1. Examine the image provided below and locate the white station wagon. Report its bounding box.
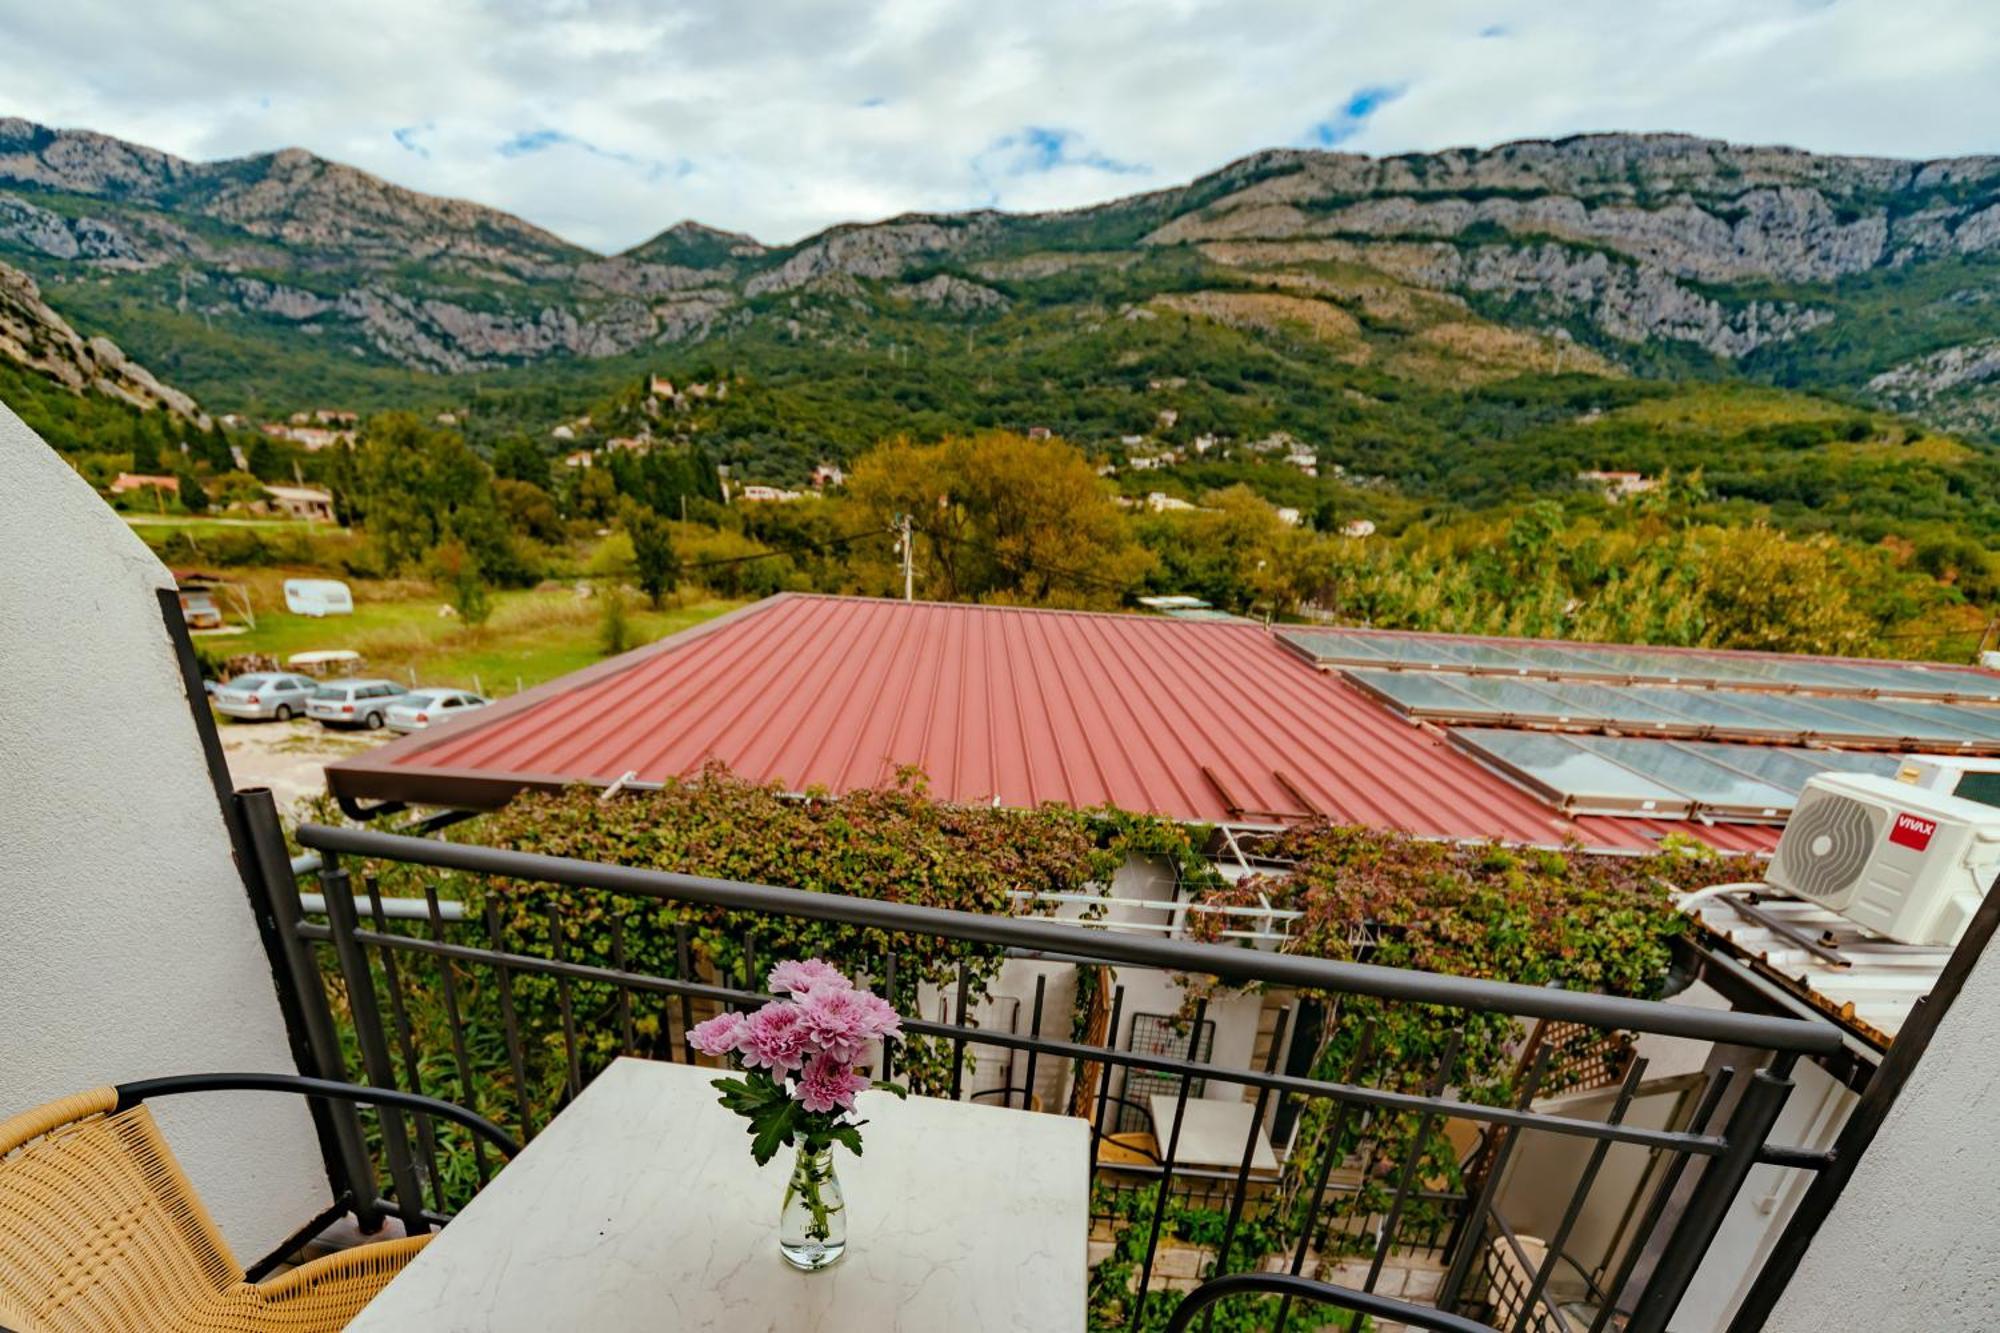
[305,679,407,730]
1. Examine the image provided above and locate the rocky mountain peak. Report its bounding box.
[0,258,204,421]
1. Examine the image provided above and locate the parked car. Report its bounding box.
[385,688,489,733]
[305,679,407,730]
[211,672,321,722]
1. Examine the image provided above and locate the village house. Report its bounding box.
[262,484,335,523]
[108,472,179,497]
[1580,469,1660,502]
[1340,518,1376,538]
[260,422,351,451]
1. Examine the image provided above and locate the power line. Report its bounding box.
[674,526,888,573]
[925,528,1139,596]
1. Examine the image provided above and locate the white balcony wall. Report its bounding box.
[0,407,327,1259]
[1768,919,2000,1333]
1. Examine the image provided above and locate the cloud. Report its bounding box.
[1306,85,1407,148]
[0,0,1997,252]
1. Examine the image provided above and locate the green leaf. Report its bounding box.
[750,1101,801,1166]
[870,1080,909,1099]
[827,1124,865,1157]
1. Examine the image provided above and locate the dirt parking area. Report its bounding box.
[217,717,394,814]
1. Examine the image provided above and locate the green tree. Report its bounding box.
[493,434,552,489]
[598,586,631,656]
[495,478,564,543]
[245,435,283,480]
[624,502,681,608]
[351,414,532,584]
[847,432,1153,609]
[431,539,492,627]
[174,466,209,515]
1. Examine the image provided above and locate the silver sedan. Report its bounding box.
[212,672,321,722]
[385,688,489,733]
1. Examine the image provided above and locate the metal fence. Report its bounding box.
[238,790,1844,1332]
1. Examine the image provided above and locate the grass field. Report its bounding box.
[195,576,743,694]
[125,515,317,534]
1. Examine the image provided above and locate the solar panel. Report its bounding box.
[1285,627,2000,702]
[1453,730,1910,822]
[1344,668,2000,752]
[1564,736,1794,818]
[1447,730,1693,816]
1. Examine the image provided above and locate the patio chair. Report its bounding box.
[0,1072,519,1333]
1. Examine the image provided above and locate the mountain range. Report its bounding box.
[5,117,2000,441]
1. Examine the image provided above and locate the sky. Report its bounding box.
[4,0,1999,254]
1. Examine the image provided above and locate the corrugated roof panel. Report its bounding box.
[331,594,1788,855]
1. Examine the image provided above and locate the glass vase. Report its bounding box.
[778,1143,847,1270]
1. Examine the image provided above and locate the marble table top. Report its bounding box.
[349,1056,1089,1331]
[1148,1093,1280,1172]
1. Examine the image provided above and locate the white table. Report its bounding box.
[1148,1094,1280,1172]
[350,1057,1089,1331]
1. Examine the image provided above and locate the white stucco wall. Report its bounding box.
[0,406,328,1260]
[1768,927,2000,1332]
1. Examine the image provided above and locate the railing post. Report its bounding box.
[320,857,431,1230]
[237,788,382,1227]
[1626,1053,1798,1333]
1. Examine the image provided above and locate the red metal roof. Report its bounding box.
[329,594,1780,855]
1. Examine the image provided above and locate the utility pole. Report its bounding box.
[898,513,914,602]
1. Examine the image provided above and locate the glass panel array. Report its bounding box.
[1345,668,2000,751]
[1453,729,1906,822]
[1448,730,1692,816]
[1284,628,2000,703]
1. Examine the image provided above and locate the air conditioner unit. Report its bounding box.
[1893,755,2000,813]
[1766,772,2000,947]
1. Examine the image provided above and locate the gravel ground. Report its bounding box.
[216,716,393,813]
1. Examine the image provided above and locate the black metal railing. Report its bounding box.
[238,790,1844,1333]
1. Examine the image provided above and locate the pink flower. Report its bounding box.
[687,1011,748,1057]
[767,958,853,998]
[798,986,902,1063]
[793,1052,870,1114]
[740,1001,816,1073]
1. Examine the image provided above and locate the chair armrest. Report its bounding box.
[112,1072,521,1158]
[252,1233,433,1301]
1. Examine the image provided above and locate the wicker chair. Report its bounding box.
[0,1073,518,1333]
